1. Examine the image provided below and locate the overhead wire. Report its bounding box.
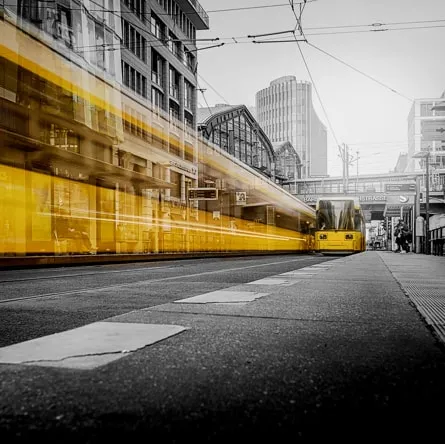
[204,2,316,14]
[198,85,214,117]
[306,23,445,36]
[1,1,317,22]
[287,2,341,149]
[197,73,231,105]
[305,18,445,30]
[306,42,413,102]
[250,19,445,42]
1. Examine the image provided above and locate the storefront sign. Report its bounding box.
[169,160,197,176]
[359,195,387,202]
[188,188,218,200]
[299,194,387,204]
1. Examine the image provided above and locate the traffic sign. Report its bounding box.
[386,195,414,205]
[235,191,247,205]
[385,183,416,193]
[188,188,218,200]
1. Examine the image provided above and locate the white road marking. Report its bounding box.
[246,278,296,286]
[175,290,269,304]
[0,322,187,370]
[280,271,317,277]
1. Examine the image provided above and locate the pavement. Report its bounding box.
[1,251,445,442]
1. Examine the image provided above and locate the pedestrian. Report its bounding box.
[394,220,402,252]
[394,219,410,253]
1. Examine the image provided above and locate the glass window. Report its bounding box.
[420,102,433,116]
[169,67,179,99]
[184,80,193,110]
[105,30,115,75]
[95,23,105,70]
[151,87,164,111]
[151,13,164,40]
[170,171,181,199]
[316,200,355,230]
[169,134,181,157]
[151,50,164,87]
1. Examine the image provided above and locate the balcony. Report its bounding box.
[176,0,209,30]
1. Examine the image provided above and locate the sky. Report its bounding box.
[195,0,445,177]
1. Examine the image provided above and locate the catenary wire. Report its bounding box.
[197,73,231,105]
[287,3,341,149]
[306,42,413,102]
[198,86,214,117]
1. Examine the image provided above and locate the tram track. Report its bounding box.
[0,256,319,304]
[0,265,177,284]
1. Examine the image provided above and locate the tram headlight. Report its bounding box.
[319,234,327,239]
[345,234,353,240]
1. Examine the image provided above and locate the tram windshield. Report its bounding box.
[316,200,358,231]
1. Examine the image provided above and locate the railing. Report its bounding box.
[188,0,209,27]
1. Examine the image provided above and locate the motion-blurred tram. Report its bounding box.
[314,197,366,255]
[0,15,316,258]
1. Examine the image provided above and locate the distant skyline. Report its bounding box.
[195,0,445,177]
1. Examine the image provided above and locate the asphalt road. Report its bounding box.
[0,255,329,348]
[1,253,445,443]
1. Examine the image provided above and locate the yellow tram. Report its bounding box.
[314,197,366,255]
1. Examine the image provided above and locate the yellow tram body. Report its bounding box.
[314,197,366,255]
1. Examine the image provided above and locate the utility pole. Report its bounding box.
[425,152,430,255]
[339,143,349,194]
[355,150,359,194]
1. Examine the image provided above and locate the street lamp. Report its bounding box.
[412,151,431,254]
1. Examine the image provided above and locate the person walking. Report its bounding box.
[394,219,410,253]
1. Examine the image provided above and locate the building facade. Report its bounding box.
[0,0,210,256]
[272,141,302,192]
[255,76,327,179]
[407,93,445,173]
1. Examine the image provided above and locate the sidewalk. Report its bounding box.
[377,250,445,344]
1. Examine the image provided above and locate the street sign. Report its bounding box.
[386,195,414,205]
[188,188,218,200]
[235,191,247,205]
[385,183,416,193]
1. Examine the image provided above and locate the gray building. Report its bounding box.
[121,0,209,128]
[255,76,327,179]
[198,104,276,180]
[407,92,445,173]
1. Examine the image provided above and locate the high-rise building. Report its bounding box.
[407,93,445,172]
[255,76,327,178]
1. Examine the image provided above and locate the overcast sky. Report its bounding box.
[195,0,445,177]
